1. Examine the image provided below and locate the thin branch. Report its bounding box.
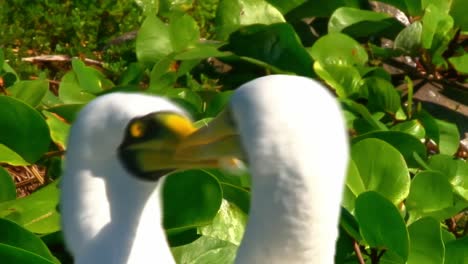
[353,240,366,264]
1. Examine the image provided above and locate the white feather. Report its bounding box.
[229,75,349,263]
[61,93,184,264]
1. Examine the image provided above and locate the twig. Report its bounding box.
[353,240,366,264]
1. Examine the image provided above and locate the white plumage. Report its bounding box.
[61,93,183,263]
[179,75,349,263]
[61,75,349,264]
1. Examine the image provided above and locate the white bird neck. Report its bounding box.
[230,75,349,264]
[77,160,175,264]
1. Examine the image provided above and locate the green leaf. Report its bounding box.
[342,160,362,212]
[444,236,468,264]
[46,104,84,123]
[351,138,410,204]
[0,144,29,166]
[449,53,468,74]
[134,0,158,15]
[449,0,468,31]
[435,119,460,155]
[0,167,15,202]
[199,200,247,246]
[0,244,56,264]
[203,169,251,214]
[43,111,70,150]
[421,4,454,66]
[313,61,362,98]
[266,0,305,14]
[8,79,48,108]
[428,155,468,201]
[71,59,109,94]
[204,91,234,118]
[407,217,444,264]
[391,120,426,140]
[328,7,404,39]
[0,218,56,262]
[406,171,453,213]
[136,15,173,64]
[169,13,200,52]
[352,131,427,168]
[0,96,51,163]
[163,170,222,233]
[215,0,285,40]
[171,235,237,264]
[309,33,368,66]
[165,88,203,114]
[286,0,365,21]
[394,21,423,55]
[224,23,314,77]
[364,77,401,114]
[58,72,95,104]
[0,181,60,234]
[355,191,409,261]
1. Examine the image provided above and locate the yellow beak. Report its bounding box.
[174,109,245,164]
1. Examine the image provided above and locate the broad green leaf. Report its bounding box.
[43,111,70,150]
[415,109,439,143]
[313,61,362,98]
[449,0,468,30]
[342,160,362,212]
[0,144,29,166]
[118,62,146,85]
[8,79,48,108]
[352,131,427,168]
[203,169,251,214]
[0,96,50,163]
[448,53,468,74]
[428,155,468,201]
[71,59,104,94]
[335,226,356,264]
[328,7,404,39]
[0,244,55,264]
[165,88,203,114]
[46,104,84,123]
[265,0,305,14]
[204,91,234,118]
[58,72,95,104]
[163,170,222,233]
[174,43,229,61]
[148,55,176,93]
[394,21,423,55]
[0,167,15,202]
[421,4,454,66]
[309,33,368,66]
[171,235,237,264]
[0,218,57,262]
[435,119,460,155]
[391,120,426,140]
[215,0,285,40]
[342,99,388,131]
[0,181,60,234]
[351,138,410,204]
[169,13,200,52]
[406,171,453,213]
[41,90,63,108]
[136,15,173,64]
[355,191,409,261]
[407,217,444,264]
[444,236,468,264]
[199,200,247,246]
[286,0,365,21]
[339,207,362,242]
[224,23,313,77]
[364,77,401,114]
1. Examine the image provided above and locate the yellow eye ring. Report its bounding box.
[130,121,145,138]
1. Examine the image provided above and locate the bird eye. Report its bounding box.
[129,121,146,138]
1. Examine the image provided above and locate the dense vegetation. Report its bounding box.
[0,0,467,263]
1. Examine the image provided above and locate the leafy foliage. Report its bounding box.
[0,0,467,263]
